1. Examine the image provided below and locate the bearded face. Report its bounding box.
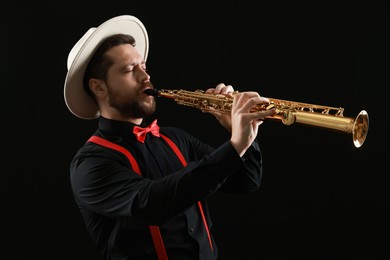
[106,83,156,118]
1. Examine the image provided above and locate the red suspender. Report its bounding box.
[88,136,167,260]
[87,136,141,173]
[87,134,213,259]
[159,135,214,252]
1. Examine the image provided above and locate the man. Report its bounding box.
[64,15,276,260]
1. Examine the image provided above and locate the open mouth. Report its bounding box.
[144,89,159,97]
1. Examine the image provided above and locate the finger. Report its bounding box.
[234,94,274,116]
[205,83,228,94]
[205,88,215,94]
[248,109,276,121]
[233,92,260,111]
[220,85,234,95]
[235,91,270,104]
[214,83,226,94]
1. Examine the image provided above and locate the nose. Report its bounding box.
[137,65,150,83]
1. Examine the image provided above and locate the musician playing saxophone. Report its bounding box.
[64,15,276,260]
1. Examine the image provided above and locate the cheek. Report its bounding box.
[121,87,139,104]
[107,73,139,97]
[108,77,133,93]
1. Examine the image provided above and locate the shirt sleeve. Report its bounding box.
[217,139,263,194]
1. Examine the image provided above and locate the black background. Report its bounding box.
[2,1,389,259]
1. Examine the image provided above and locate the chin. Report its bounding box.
[143,102,156,114]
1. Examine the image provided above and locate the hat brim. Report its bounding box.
[64,15,149,119]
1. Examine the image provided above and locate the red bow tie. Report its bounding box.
[133,119,160,143]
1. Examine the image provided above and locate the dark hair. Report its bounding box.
[83,34,136,97]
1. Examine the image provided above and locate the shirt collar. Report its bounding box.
[98,116,150,139]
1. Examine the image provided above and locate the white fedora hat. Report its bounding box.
[64,15,149,119]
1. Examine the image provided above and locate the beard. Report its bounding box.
[107,85,156,118]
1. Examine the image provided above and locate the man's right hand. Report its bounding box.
[229,91,276,157]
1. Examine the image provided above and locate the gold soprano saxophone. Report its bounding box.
[145,89,369,148]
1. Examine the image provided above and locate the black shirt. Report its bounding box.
[70,116,263,260]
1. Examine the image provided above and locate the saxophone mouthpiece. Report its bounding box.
[144,88,159,97]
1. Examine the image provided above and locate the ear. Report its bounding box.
[89,78,107,97]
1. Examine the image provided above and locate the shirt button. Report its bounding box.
[190,227,194,232]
